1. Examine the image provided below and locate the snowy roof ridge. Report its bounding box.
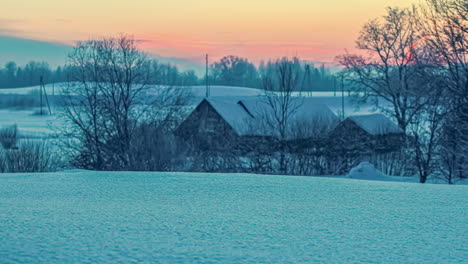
[348,114,403,135]
[205,97,339,138]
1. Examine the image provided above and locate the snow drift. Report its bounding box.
[347,162,388,180]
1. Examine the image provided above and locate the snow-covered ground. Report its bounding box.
[0,109,64,138]
[0,83,264,97]
[0,171,466,263]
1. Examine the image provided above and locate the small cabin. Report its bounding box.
[329,114,405,154]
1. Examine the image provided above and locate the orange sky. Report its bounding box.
[0,0,418,64]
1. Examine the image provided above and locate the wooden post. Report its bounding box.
[205,54,209,97]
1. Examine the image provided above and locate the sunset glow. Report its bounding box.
[1,0,418,64]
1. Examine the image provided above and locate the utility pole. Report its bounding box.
[333,76,336,97]
[300,64,312,97]
[341,75,345,120]
[39,76,52,115]
[205,54,210,98]
[40,76,43,115]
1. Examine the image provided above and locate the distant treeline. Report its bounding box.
[0,56,339,90]
[210,56,338,91]
[0,60,199,88]
[0,61,61,88]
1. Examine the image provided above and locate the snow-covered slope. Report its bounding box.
[0,171,466,263]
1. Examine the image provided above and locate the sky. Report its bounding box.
[1,0,418,66]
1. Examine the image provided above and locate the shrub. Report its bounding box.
[127,123,183,171]
[0,140,61,173]
[0,125,18,150]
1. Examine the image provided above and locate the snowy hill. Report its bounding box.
[0,83,356,98]
[0,171,466,263]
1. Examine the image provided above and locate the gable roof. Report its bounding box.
[240,97,338,124]
[205,98,253,135]
[347,114,403,135]
[204,97,339,139]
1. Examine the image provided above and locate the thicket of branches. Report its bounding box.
[60,35,189,171]
[0,141,61,173]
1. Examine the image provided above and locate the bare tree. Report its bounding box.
[61,35,187,170]
[419,0,468,179]
[409,82,449,183]
[260,57,301,174]
[439,115,465,184]
[337,7,428,133]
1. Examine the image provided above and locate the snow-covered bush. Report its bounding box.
[0,140,61,173]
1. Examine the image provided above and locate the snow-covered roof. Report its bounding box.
[347,114,403,135]
[205,98,253,135]
[240,97,338,124]
[205,97,339,138]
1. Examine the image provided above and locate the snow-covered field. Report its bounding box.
[0,109,63,138]
[0,171,466,263]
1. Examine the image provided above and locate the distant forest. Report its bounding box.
[0,56,339,91]
[0,60,199,88]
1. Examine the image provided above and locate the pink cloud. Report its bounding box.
[135,32,349,64]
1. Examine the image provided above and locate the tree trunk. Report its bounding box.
[419,173,427,183]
